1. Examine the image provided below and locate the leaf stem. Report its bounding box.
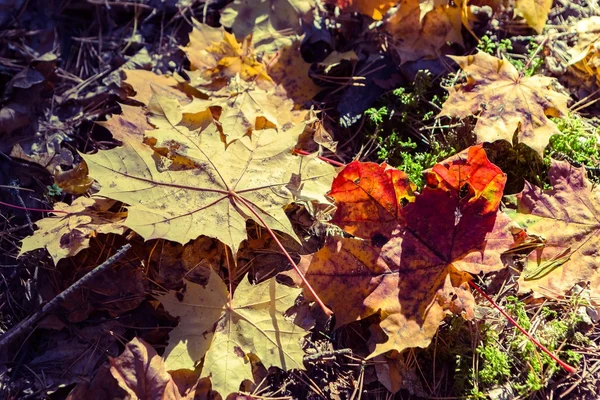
[468,280,576,374]
[293,149,346,167]
[0,200,70,215]
[232,193,333,316]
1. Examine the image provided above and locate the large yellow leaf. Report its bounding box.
[159,269,307,396]
[19,197,126,264]
[82,110,335,255]
[439,52,570,156]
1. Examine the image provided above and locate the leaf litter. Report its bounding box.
[2,0,600,399]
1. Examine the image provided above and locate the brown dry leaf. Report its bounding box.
[511,161,600,307]
[10,143,74,174]
[385,0,463,63]
[19,197,126,264]
[514,0,552,34]
[184,23,272,88]
[159,269,307,396]
[568,17,600,86]
[109,337,183,400]
[439,51,570,156]
[285,146,514,357]
[83,105,335,256]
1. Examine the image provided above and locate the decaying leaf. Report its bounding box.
[159,269,307,396]
[285,146,514,357]
[83,106,335,256]
[511,161,600,307]
[568,17,600,86]
[19,197,126,264]
[514,0,552,34]
[385,0,463,63]
[439,52,570,156]
[109,337,183,400]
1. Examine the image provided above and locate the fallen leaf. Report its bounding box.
[328,0,396,19]
[514,0,552,34]
[220,0,314,53]
[124,69,189,106]
[54,162,94,195]
[19,197,126,264]
[158,268,229,371]
[160,269,307,396]
[83,108,335,256]
[97,104,153,142]
[109,337,182,400]
[568,17,600,86]
[184,23,272,87]
[265,40,321,105]
[439,51,570,156]
[285,146,514,357]
[385,0,463,63]
[512,160,600,307]
[328,161,416,239]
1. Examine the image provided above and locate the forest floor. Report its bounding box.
[0,0,599,399]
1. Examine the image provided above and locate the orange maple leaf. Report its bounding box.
[286,146,515,357]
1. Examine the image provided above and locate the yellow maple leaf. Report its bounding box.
[83,105,335,256]
[159,269,307,396]
[183,23,272,87]
[514,0,552,34]
[19,197,126,264]
[439,52,570,156]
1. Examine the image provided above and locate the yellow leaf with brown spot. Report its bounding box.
[83,106,336,256]
[439,52,570,156]
[19,197,126,264]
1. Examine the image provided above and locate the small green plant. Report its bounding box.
[476,328,511,387]
[47,183,62,197]
[364,69,455,188]
[548,114,600,167]
[477,35,543,77]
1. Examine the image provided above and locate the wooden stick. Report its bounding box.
[0,244,132,350]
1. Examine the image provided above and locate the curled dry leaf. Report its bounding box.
[512,160,600,307]
[109,337,182,400]
[439,51,570,156]
[159,269,307,396]
[285,146,514,357]
[18,197,126,264]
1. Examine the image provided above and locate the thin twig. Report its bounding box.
[0,244,132,350]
